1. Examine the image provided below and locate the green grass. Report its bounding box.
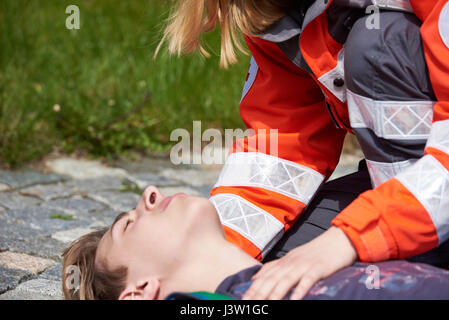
[120,181,144,195]
[50,213,74,221]
[0,0,249,167]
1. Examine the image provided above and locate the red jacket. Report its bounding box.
[210,0,449,262]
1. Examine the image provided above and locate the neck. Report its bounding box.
[159,236,260,299]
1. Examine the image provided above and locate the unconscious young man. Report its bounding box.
[62,186,449,300]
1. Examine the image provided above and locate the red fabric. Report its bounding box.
[222,225,262,260]
[212,36,346,258]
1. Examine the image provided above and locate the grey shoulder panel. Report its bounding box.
[259,9,311,71]
[334,0,413,12]
[344,11,436,102]
[261,0,328,42]
[332,0,372,8]
[260,15,301,43]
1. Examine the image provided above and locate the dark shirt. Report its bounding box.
[215,260,449,300]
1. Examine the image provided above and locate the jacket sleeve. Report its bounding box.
[210,35,347,260]
[332,0,449,262]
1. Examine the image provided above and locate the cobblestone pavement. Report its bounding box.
[0,155,360,300]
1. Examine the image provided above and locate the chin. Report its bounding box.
[184,196,220,223]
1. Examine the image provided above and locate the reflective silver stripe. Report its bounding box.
[214,152,325,204]
[439,2,449,49]
[348,90,435,140]
[366,159,418,188]
[372,0,413,12]
[210,193,284,254]
[426,120,449,156]
[241,57,258,103]
[396,155,449,244]
[317,49,347,103]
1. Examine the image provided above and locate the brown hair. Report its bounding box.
[62,228,128,300]
[156,0,294,68]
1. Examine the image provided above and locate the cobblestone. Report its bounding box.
[64,176,125,194]
[0,184,11,192]
[0,251,55,274]
[38,263,62,282]
[0,169,65,189]
[0,192,41,210]
[0,207,91,234]
[160,168,221,187]
[87,191,140,212]
[41,196,105,218]
[0,279,63,300]
[20,183,77,201]
[125,172,181,189]
[45,158,128,180]
[51,226,98,244]
[0,266,31,294]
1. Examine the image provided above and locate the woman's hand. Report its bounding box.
[242,226,358,300]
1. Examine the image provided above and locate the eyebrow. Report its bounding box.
[109,211,130,240]
[108,207,137,242]
[112,211,129,230]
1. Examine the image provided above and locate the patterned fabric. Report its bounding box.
[307,261,449,300]
[214,152,324,204]
[348,90,434,140]
[366,159,417,188]
[210,194,284,254]
[215,261,449,300]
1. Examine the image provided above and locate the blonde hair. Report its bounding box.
[156,0,292,68]
[62,227,128,300]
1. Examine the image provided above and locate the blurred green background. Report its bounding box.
[0,0,249,168]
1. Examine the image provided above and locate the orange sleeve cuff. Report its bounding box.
[332,200,398,262]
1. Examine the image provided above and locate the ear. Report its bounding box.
[118,278,160,300]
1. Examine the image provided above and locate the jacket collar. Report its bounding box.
[260,0,330,42]
[260,14,302,43]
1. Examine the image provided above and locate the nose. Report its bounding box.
[142,185,164,210]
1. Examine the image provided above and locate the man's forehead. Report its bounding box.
[95,211,130,267]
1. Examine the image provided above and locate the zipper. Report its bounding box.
[325,100,341,129]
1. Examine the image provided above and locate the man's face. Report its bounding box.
[95,186,221,284]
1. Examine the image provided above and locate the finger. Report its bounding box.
[243,269,286,300]
[243,277,275,300]
[289,273,319,300]
[252,260,279,280]
[248,257,299,299]
[267,270,303,300]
